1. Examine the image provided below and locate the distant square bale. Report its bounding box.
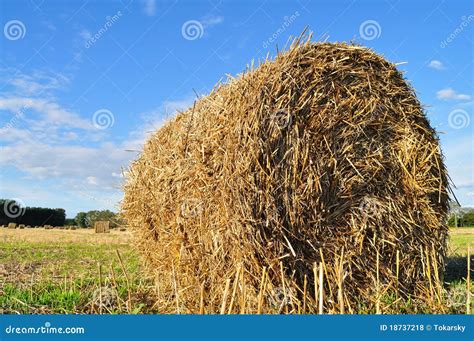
[18,224,25,229]
[94,221,110,233]
[7,223,17,229]
[70,226,77,230]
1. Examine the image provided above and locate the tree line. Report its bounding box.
[1,199,123,228]
[0,199,65,226]
[2,197,471,228]
[68,210,125,228]
[448,209,474,227]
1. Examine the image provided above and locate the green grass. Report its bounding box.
[449,233,473,255]
[0,283,83,314]
[0,237,157,314]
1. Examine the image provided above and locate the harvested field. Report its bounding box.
[0,228,471,314]
[0,228,131,245]
[0,228,157,314]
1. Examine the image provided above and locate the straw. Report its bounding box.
[122,34,450,313]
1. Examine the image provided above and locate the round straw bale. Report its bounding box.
[122,40,449,313]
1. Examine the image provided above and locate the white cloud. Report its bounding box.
[79,29,92,40]
[0,140,130,189]
[428,60,444,70]
[63,131,78,140]
[0,127,32,142]
[0,98,197,192]
[0,178,122,217]
[86,176,98,185]
[0,76,196,213]
[0,69,127,214]
[0,97,93,130]
[0,69,69,96]
[436,88,471,101]
[142,0,157,16]
[201,15,224,28]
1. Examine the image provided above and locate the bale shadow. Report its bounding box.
[444,255,474,283]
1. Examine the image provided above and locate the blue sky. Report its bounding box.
[0,0,472,217]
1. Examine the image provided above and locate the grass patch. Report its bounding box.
[0,230,158,314]
[449,232,473,256]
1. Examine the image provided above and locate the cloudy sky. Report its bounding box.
[0,0,472,217]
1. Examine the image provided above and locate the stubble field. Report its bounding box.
[0,227,472,314]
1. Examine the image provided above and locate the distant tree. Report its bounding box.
[85,210,120,228]
[64,218,76,226]
[448,208,474,227]
[50,208,66,226]
[73,210,122,228]
[75,212,88,228]
[448,214,456,227]
[448,200,462,228]
[462,210,474,227]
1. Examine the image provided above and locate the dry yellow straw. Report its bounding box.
[122,35,451,313]
[318,262,324,314]
[220,279,231,314]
